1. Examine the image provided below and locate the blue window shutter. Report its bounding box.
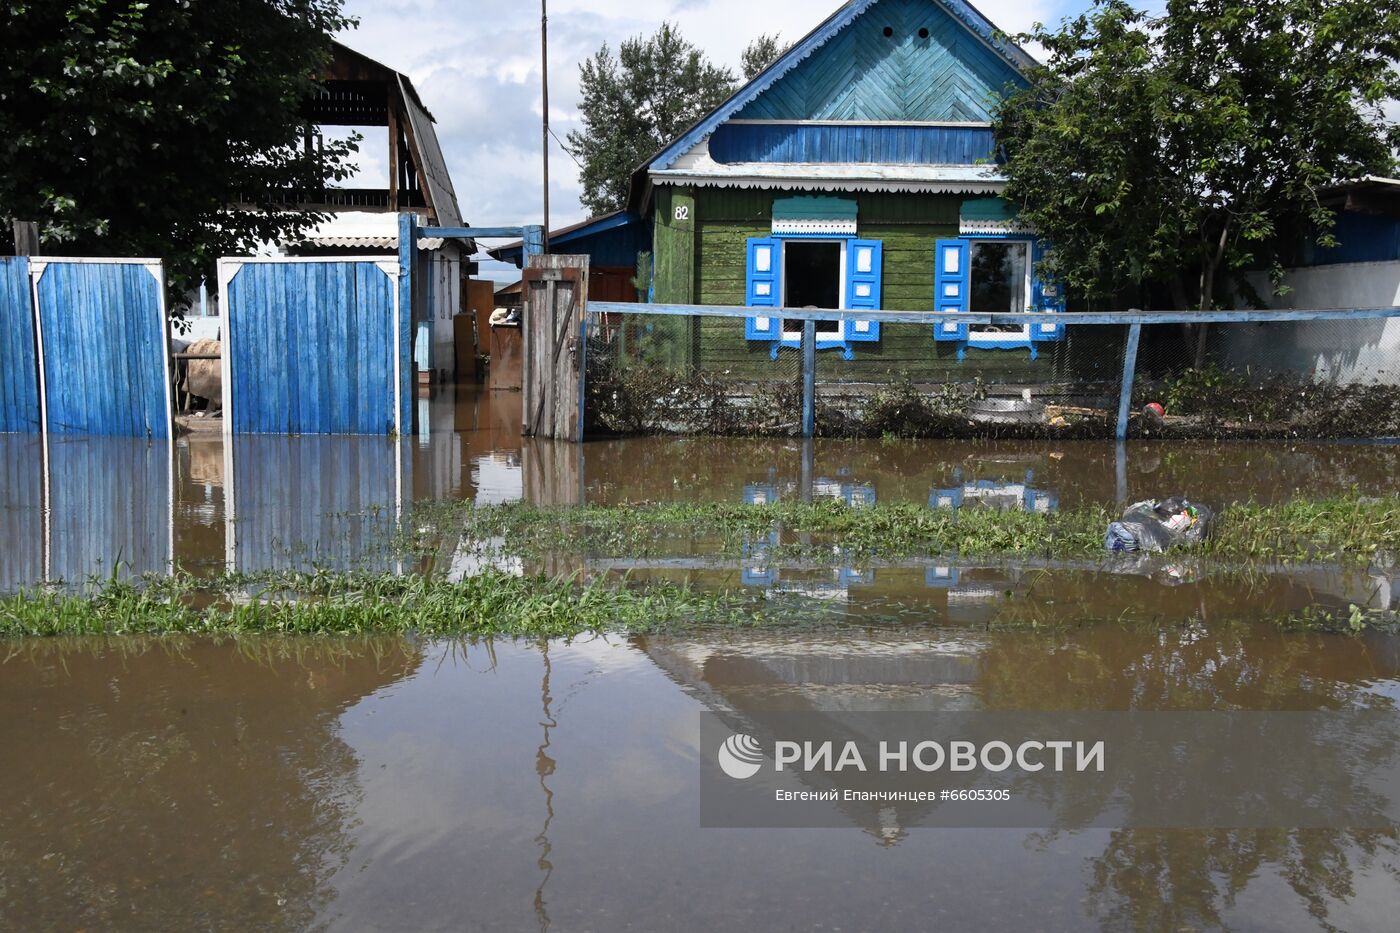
[845,239,881,342]
[934,238,969,342]
[1030,237,1066,343]
[745,237,780,341]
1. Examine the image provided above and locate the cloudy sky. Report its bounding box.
[332,0,1117,227]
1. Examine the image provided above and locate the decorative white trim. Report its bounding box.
[151,261,175,442]
[960,218,1035,236]
[216,259,241,438]
[657,174,1005,195]
[772,218,859,236]
[727,119,993,128]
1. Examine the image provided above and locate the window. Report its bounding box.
[967,239,1031,344]
[781,240,843,339]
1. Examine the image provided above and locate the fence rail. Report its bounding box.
[582,301,1400,442]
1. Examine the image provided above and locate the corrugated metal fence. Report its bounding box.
[219,257,405,435]
[0,257,172,438]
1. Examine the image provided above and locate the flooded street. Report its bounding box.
[3,387,1400,588]
[3,628,1399,931]
[4,389,1400,930]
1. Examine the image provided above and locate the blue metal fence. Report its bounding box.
[0,257,40,433]
[221,258,403,435]
[32,259,172,438]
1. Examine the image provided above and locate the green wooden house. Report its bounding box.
[573,0,1090,384]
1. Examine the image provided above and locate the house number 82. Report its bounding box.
[674,205,690,221]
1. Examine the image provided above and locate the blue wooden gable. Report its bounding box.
[732,0,1025,123]
[649,0,1034,172]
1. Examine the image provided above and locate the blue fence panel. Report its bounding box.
[0,435,44,591]
[0,257,40,433]
[226,260,401,435]
[228,435,408,573]
[34,260,170,438]
[46,436,172,584]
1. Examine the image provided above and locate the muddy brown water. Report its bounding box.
[2,386,1399,589]
[2,629,1398,931]
[3,388,1400,930]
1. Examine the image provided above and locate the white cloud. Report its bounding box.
[338,0,1065,229]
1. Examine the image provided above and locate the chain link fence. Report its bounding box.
[583,306,1400,441]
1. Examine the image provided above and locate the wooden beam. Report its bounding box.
[12,221,39,256]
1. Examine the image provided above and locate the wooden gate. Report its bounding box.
[522,255,589,442]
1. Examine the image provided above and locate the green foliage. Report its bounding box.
[0,0,359,295]
[565,23,736,217]
[994,0,1400,310]
[740,34,786,81]
[1144,365,1400,435]
[566,25,787,217]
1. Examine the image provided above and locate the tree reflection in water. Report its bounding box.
[977,625,1400,930]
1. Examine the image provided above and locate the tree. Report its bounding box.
[566,23,735,217]
[993,0,1400,327]
[741,34,785,81]
[0,0,359,295]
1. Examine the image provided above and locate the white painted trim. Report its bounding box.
[726,119,994,128]
[19,256,163,265]
[392,271,402,437]
[150,261,175,441]
[219,255,395,265]
[966,238,1034,344]
[216,259,242,438]
[654,174,1005,195]
[29,264,49,443]
[166,439,176,576]
[223,435,236,574]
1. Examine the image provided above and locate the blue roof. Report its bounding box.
[647,0,1034,173]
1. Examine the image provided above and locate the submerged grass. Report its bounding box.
[417,493,1400,566]
[2,495,1396,639]
[0,571,764,639]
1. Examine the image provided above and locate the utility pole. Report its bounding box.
[540,0,551,253]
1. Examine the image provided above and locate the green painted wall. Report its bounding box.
[647,187,1096,381]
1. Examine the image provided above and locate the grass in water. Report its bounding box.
[412,494,1400,566]
[0,572,764,639]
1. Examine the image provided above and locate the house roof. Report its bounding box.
[646,0,1035,176]
[488,210,640,264]
[321,41,465,229]
[294,211,448,250]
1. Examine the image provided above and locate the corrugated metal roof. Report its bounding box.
[297,212,445,250]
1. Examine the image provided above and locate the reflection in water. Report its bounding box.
[4,389,1400,592]
[0,638,421,931]
[2,631,1399,930]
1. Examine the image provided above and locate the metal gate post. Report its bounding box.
[397,212,417,435]
[1116,322,1142,441]
[801,320,816,438]
[524,225,546,259]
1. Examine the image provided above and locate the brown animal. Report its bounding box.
[183,338,222,412]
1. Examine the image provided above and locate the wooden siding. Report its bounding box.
[710,123,996,165]
[732,0,1024,123]
[0,258,39,434]
[662,188,1110,383]
[34,262,171,438]
[226,261,398,435]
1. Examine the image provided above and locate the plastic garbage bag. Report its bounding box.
[1104,497,1215,553]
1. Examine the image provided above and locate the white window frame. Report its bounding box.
[965,237,1033,346]
[778,238,847,346]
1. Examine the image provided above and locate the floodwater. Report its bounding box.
[4,387,1400,930]
[3,629,1399,931]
